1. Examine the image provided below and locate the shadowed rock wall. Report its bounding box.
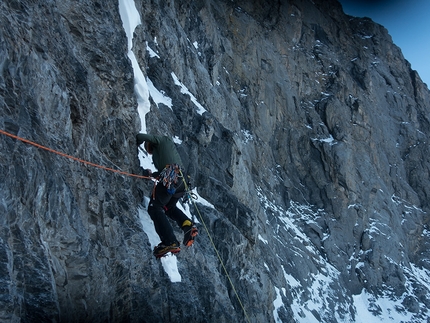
[1,0,429,322]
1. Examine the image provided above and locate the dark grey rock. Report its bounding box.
[1,0,429,322]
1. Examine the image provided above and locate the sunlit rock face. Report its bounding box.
[1,0,429,322]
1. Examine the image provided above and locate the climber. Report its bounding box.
[136,133,198,258]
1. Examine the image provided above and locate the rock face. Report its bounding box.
[1,0,429,322]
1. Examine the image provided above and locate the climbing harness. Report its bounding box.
[0,128,251,323]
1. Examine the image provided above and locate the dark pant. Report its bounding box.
[147,178,189,245]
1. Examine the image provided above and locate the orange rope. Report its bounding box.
[0,129,152,180]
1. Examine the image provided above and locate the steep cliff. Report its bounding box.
[1,0,429,322]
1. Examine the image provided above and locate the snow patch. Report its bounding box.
[281,265,301,289]
[352,289,413,323]
[173,136,182,144]
[146,42,160,58]
[258,234,268,244]
[312,134,337,146]
[118,0,141,51]
[118,0,149,134]
[273,287,284,323]
[192,189,215,209]
[171,72,207,115]
[241,129,253,143]
[147,77,172,109]
[138,203,181,282]
[120,0,181,283]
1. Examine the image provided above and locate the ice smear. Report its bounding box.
[119,0,181,282]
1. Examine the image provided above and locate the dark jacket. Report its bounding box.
[137,134,183,172]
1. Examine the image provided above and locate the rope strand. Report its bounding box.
[181,171,251,323]
[0,129,152,180]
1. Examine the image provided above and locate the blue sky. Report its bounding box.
[339,0,430,87]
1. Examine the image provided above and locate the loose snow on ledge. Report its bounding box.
[171,72,207,115]
[147,77,172,110]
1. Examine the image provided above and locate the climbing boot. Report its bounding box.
[153,242,181,258]
[182,225,198,247]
